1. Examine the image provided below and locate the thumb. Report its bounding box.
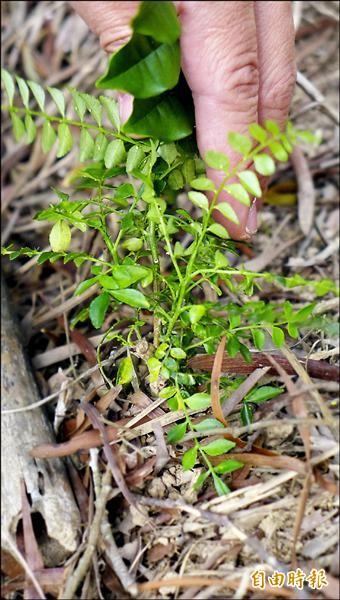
[178,1,260,240]
[70,1,139,53]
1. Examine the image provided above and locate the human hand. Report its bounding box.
[70,1,296,240]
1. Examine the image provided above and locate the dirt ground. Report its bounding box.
[1,1,339,599]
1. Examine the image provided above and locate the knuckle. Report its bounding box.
[261,68,296,112]
[225,59,259,104]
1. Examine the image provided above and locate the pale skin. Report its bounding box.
[70,1,296,240]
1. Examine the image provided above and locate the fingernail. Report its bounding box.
[245,198,258,236]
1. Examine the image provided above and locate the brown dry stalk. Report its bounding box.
[188,352,339,381]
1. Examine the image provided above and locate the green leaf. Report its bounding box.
[271,326,285,348]
[25,114,36,144]
[265,119,280,135]
[99,95,120,130]
[126,145,145,173]
[239,343,252,364]
[110,288,150,309]
[193,471,209,491]
[168,169,183,190]
[89,292,111,329]
[252,329,266,350]
[92,132,108,162]
[204,150,229,171]
[147,357,162,383]
[182,447,197,470]
[132,0,180,44]
[158,142,178,165]
[80,92,102,125]
[41,120,57,153]
[57,123,73,158]
[287,323,299,339]
[47,86,65,117]
[241,403,253,425]
[189,305,206,324]
[117,355,134,385]
[1,68,15,105]
[228,131,252,156]
[185,393,211,411]
[207,223,230,239]
[214,459,244,474]
[74,277,98,296]
[79,128,94,161]
[170,347,186,360]
[202,438,236,456]
[224,183,250,206]
[123,92,193,142]
[268,141,288,162]
[295,129,321,145]
[254,153,275,176]
[167,422,186,443]
[188,191,209,212]
[212,473,230,496]
[11,114,25,142]
[70,89,86,121]
[49,221,71,252]
[215,202,240,225]
[27,80,45,111]
[245,385,284,404]
[122,237,143,252]
[214,250,229,268]
[248,123,267,144]
[238,170,262,197]
[182,158,195,184]
[291,303,316,322]
[194,418,224,432]
[190,177,215,191]
[97,34,180,98]
[159,386,176,400]
[16,76,29,108]
[227,336,240,358]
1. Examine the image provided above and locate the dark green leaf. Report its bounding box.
[182,447,197,470]
[158,142,178,165]
[89,292,111,329]
[132,0,180,44]
[123,92,193,142]
[97,34,180,98]
[126,146,145,173]
[193,471,209,491]
[245,385,284,404]
[74,277,98,296]
[168,169,183,190]
[167,422,186,443]
[227,336,240,358]
[241,403,253,425]
[202,438,236,456]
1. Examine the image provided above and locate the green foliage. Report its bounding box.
[1,2,335,499]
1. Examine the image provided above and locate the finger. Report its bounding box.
[254,1,296,129]
[70,1,139,53]
[178,1,259,240]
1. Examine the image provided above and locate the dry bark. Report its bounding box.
[1,276,80,564]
